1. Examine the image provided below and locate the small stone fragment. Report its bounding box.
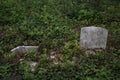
[30,61,38,72]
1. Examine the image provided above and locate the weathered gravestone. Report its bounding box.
[80,26,108,54]
[11,46,39,54]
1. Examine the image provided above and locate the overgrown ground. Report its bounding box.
[0,0,120,80]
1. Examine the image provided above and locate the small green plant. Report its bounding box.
[0,63,12,80]
[40,53,49,63]
[19,60,36,80]
[19,60,31,72]
[23,72,36,80]
[26,51,37,61]
[61,60,74,70]
[38,68,48,74]
[3,53,15,61]
[61,40,80,59]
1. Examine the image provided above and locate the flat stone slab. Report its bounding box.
[80,26,108,49]
[11,46,39,54]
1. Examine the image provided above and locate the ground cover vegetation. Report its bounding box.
[0,0,120,80]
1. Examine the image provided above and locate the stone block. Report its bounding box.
[80,26,108,49]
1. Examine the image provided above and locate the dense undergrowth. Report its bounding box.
[0,0,120,80]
